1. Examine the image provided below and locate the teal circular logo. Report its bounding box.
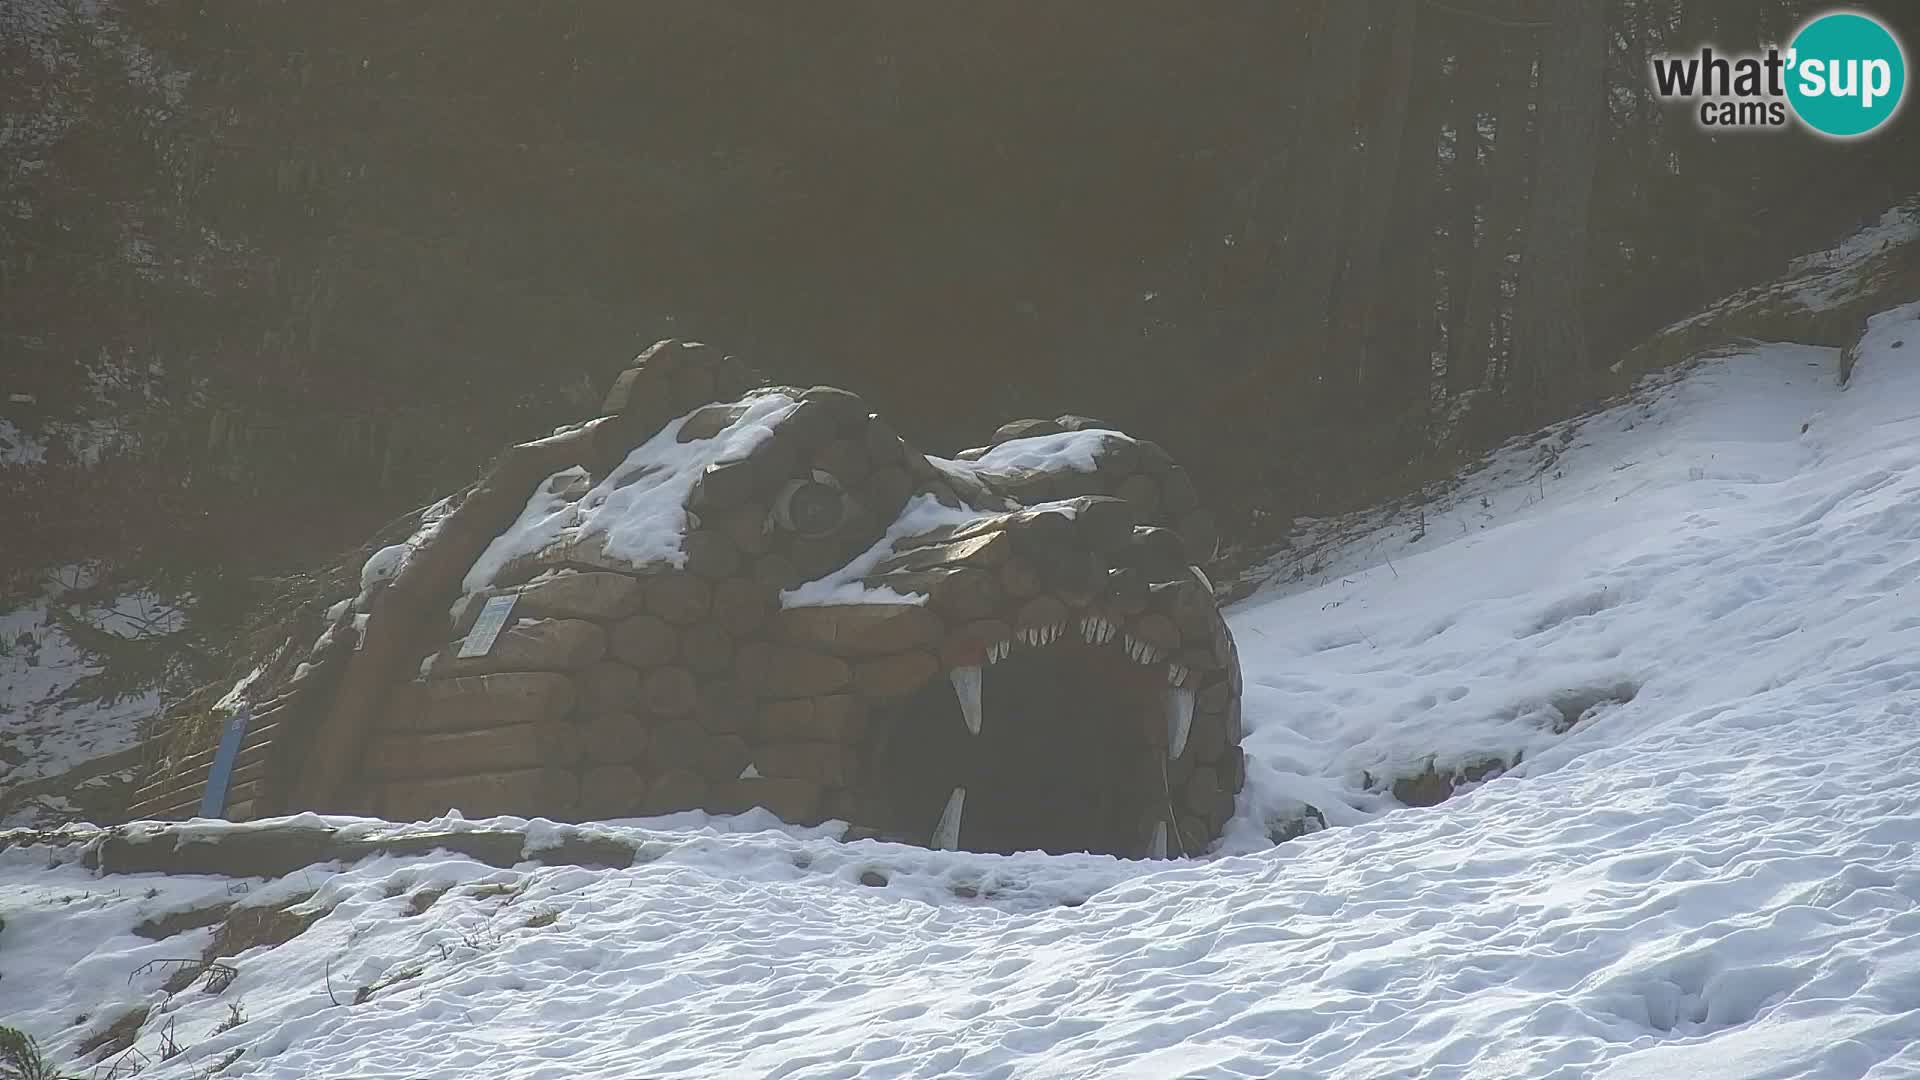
[1787,12,1906,138]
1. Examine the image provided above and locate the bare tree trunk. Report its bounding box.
[1510,0,1607,420]
[1442,69,1483,396]
[1265,0,1371,396]
[1454,44,1536,399]
[1330,0,1418,392]
[1367,39,1447,422]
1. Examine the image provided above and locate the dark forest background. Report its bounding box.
[5,0,1917,605]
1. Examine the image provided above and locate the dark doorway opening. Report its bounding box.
[872,640,1160,857]
[965,642,1154,855]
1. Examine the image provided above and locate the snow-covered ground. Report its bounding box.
[1660,200,1919,335]
[0,572,168,804]
[5,303,1920,1077]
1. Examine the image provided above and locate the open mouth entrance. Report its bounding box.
[874,637,1169,858]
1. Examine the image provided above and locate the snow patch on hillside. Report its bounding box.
[0,418,46,465]
[1221,334,1873,838]
[1783,201,1920,311]
[1657,198,1920,339]
[0,571,167,798]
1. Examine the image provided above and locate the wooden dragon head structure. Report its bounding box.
[132,341,1244,857]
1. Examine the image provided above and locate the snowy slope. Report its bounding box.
[5,305,1920,1077]
[0,573,168,810]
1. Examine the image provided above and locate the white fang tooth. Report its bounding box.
[950,665,983,736]
[932,787,966,850]
[1125,635,1138,659]
[1080,617,1095,643]
[1166,685,1195,758]
[1148,821,1167,859]
[1101,621,1115,644]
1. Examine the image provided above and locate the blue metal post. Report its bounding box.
[198,703,253,819]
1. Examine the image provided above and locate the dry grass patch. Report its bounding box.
[133,901,234,941]
[206,895,320,961]
[353,965,425,1005]
[76,1005,149,1062]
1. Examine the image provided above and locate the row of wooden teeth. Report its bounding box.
[944,665,1196,758]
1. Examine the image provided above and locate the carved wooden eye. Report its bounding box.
[771,471,848,539]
